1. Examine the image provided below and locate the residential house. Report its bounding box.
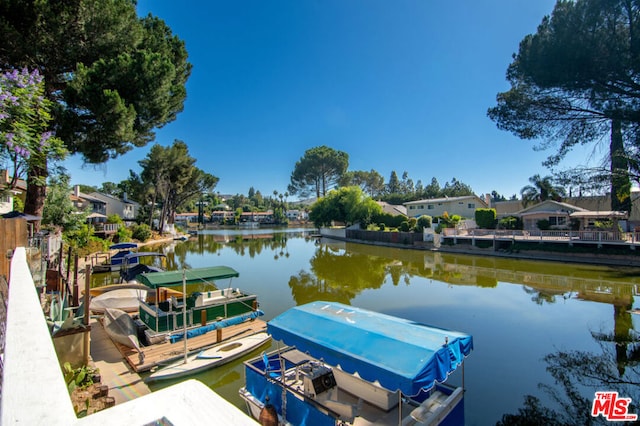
[285,209,309,221]
[376,201,407,217]
[89,192,139,224]
[513,200,628,231]
[89,192,140,224]
[493,192,639,231]
[211,210,234,223]
[403,195,488,219]
[70,185,107,224]
[0,170,27,214]
[240,211,274,224]
[174,212,200,226]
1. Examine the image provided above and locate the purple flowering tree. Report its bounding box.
[0,68,66,228]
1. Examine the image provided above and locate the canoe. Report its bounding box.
[147,332,271,382]
[103,308,142,353]
[90,288,148,314]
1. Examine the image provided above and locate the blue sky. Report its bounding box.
[64,0,599,199]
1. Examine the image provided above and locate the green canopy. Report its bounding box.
[136,266,239,289]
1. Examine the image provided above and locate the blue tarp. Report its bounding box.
[267,301,473,396]
[169,310,264,343]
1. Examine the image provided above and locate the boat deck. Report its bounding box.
[247,348,462,425]
[111,318,267,373]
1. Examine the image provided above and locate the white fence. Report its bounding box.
[443,228,640,243]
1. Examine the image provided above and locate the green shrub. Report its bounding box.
[537,219,551,230]
[63,362,98,393]
[475,208,497,229]
[106,214,123,224]
[399,221,411,232]
[414,215,432,232]
[115,225,132,243]
[498,216,521,230]
[131,223,152,242]
[378,223,386,231]
[372,212,406,229]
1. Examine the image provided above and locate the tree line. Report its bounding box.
[288,145,481,204]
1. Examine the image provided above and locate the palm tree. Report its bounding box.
[520,175,565,207]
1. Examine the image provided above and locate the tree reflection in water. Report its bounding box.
[498,307,640,426]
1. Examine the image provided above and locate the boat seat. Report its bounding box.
[262,352,281,379]
[317,387,361,422]
[140,302,170,318]
[171,296,184,309]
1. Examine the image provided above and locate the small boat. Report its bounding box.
[90,287,148,314]
[92,243,139,273]
[119,252,167,283]
[239,301,474,426]
[102,308,143,352]
[89,282,150,297]
[146,332,271,382]
[135,266,260,345]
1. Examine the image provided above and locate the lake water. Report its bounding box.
[139,227,640,425]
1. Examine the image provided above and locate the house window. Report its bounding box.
[0,195,10,203]
[549,216,566,226]
[427,205,434,210]
[419,205,424,209]
[409,206,414,210]
[468,203,475,208]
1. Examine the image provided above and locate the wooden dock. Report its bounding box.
[108,318,267,373]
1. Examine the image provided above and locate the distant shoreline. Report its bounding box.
[321,234,640,268]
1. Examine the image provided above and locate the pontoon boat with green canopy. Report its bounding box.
[136,266,260,345]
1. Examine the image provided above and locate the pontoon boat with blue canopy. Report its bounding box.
[240,301,473,425]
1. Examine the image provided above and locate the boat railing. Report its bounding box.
[245,348,367,422]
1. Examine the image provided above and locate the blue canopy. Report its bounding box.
[267,301,473,396]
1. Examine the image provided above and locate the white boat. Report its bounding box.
[102,308,142,352]
[90,288,148,314]
[239,301,474,426]
[146,332,271,382]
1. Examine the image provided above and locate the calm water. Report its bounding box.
[134,228,640,425]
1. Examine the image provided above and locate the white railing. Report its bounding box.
[93,223,120,233]
[443,229,636,243]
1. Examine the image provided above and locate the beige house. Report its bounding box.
[514,200,628,231]
[403,195,488,219]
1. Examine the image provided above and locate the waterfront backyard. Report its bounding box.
[136,227,640,425]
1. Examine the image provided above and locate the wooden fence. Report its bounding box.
[0,219,27,282]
